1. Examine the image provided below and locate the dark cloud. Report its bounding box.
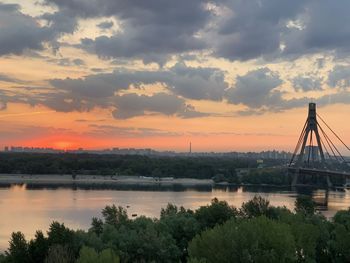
[46,57,85,67]
[112,93,208,119]
[211,0,306,61]
[226,68,283,108]
[97,21,114,29]
[283,0,350,58]
[328,65,350,89]
[88,124,182,137]
[49,63,228,101]
[39,0,350,62]
[45,0,211,64]
[292,75,323,91]
[0,3,77,56]
[0,73,23,84]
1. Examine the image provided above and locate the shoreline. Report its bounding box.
[0,174,214,186]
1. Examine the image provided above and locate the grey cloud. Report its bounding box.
[328,65,350,89]
[226,68,283,108]
[46,57,85,67]
[0,3,77,56]
[97,21,114,29]
[88,124,182,137]
[211,0,306,61]
[49,63,228,101]
[292,75,323,91]
[283,0,350,58]
[112,93,208,119]
[0,73,23,84]
[45,0,211,64]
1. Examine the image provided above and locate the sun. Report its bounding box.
[53,141,74,150]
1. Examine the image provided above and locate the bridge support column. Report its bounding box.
[291,169,299,187]
[326,175,333,188]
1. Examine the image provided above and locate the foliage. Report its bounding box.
[4,196,350,262]
[241,168,291,185]
[295,195,316,215]
[101,205,129,227]
[195,198,237,229]
[240,195,270,218]
[76,246,119,263]
[188,216,296,263]
[0,153,258,179]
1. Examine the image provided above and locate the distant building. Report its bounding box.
[304,146,320,162]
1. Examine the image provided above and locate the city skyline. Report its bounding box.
[1,0,350,152]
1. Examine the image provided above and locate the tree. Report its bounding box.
[76,246,98,263]
[44,245,74,263]
[159,204,199,260]
[47,222,74,246]
[195,198,237,229]
[188,217,296,263]
[90,217,103,236]
[6,232,29,263]
[98,249,120,263]
[295,195,315,215]
[101,205,128,227]
[28,231,49,263]
[240,195,270,218]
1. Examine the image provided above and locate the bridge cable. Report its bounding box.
[317,113,350,152]
[289,119,308,166]
[318,123,339,162]
[319,135,334,162]
[318,122,346,163]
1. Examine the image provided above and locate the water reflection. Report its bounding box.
[1,183,350,251]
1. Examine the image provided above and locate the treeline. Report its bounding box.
[0,153,284,179]
[2,196,350,262]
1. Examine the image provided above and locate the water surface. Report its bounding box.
[0,184,349,251]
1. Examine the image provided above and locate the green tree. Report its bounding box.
[47,222,74,247]
[240,196,270,218]
[90,217,103,236]
[28,231,49,263]
[6,232,29,263]
[195,198,237,229]
[101,205,128,227]
[76,246,98,263]
[295,195,315,215]
[189,217,296,263]
[44,245,74,263]
[159,204,199,260]
[98,249,120,263]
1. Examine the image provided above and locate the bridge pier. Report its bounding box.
[326,175,333,188]
[291,168,299,187]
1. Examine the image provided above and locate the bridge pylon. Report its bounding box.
[289,103,331,186]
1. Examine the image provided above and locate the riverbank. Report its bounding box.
[0,174,213,186]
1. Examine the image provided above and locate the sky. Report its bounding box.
[1,0,350,152]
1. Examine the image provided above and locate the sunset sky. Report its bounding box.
[1,0,350,152]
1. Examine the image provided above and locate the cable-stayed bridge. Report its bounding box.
[288,103,350,187]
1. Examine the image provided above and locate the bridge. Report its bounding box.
[288,103,350,187]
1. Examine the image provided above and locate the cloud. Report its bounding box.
[112,93,208,119]
[328,65,350,89]
[209,0,306,61]
[0,73,23,84]
[283,0,350,58]
[97,20,114,30]
[0,3,77,56]
[88,124,182,137]
[49,62,228,101]
[226,68,283,108]
[292,75,323,91]
[44,0,212,64]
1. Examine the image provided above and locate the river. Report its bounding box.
[1,183,350,251]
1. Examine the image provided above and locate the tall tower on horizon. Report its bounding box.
[189,142,192,154]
